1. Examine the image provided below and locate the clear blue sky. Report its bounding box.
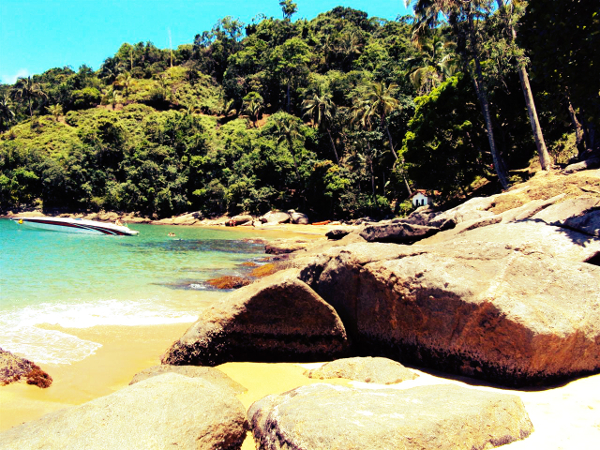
[0,0,411,84]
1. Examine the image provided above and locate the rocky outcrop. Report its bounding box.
[248,383,533,450]
[0,347,52,388]
[288,210,309,224]
[162,269,349,366]
[305,356,418,384]
[130,365,247,394]
[359,221,440,243]
[260,211,291,224]
[1,373,248,449]
[299,228,600,386]
[265,238,311,254]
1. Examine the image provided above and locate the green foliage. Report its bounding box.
[0,4,585,218]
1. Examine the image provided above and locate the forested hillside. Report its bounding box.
[1,1,598,220]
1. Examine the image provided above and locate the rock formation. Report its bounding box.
[162,269,350,366]
[130,365,247,394]
[305,356,418,384]
[0,347,52,388]
[248,383,533,450]
[1,373,248,449]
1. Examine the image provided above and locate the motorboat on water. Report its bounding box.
[11,216,139,236]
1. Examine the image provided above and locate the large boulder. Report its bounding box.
[162,269,349,366]
[0,347,52,388]
[288,210,309,224]
[359,221,440,243]
[429,196,497,229]
[248,383,533,450]
[265,239,311,254]
[130,365,247,394]
[260,211,291,224]
[305,356,418,384]
[300,235,600,386]
[1,373,248,450]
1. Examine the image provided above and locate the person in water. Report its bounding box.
[168,232,176,237]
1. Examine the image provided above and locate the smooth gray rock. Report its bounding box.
[130,365,247,394]
[1,373,248,450]
[532,197,600,224]
[260,211,290,224]
[429,196,496,229]
[248,383,533,450]
[562,208,600,237]
[289,211,309,224]
[162,269,349,366]
[305,356,418,384]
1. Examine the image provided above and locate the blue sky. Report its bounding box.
[0,0,411,84]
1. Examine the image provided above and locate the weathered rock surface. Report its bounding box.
[532,197,600,224]
[299,234,600,386]
[288,210,309,224]
[130,365,247,394]
[562,209,600,237]
[265,238,311,254]
[162,269,349,366]
[305,356,418,384]
[359,221,440,243]
[248,383,533,450]
[0,347,52,388]
[429,196,496,229]
[229,214,253,226]
[498,194,566,223]
[260,211,290,224]
[1,373,248,450]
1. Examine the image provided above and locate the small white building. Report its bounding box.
[410,190,432,207]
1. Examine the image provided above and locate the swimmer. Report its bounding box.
[168,232,176,237]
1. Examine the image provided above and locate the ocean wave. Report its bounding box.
[0,298,197,365]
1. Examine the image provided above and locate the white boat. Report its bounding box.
[11,217,139,236]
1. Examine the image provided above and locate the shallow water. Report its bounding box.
[0,219,268,364]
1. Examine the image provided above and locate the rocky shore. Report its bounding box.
[2,169,599,449]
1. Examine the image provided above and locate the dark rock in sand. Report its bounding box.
[248,383,533,450]
[0,347,52,388]
[130,365,246,394]
[1,373,248,450]
[359,221,440,243]
[162,269,349,366]
[325,228,353,240]
[305,356,418,384]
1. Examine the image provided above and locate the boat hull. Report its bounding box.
[12,217,139,236]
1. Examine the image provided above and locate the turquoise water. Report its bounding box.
[0,219,269,364]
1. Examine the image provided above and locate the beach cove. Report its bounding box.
[2,201,600,449]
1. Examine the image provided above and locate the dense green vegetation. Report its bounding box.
[1,1,597,219]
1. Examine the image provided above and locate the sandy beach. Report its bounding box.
[2,319,599,449]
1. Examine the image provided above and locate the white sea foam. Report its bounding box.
[0,299,197,365]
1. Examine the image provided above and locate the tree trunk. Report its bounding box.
[566,97,586,159]
[467,8,509,190]
[385,124,412,196]
[326,128,340,164]
[496,0,552,170]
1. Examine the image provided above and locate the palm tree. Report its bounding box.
[272,113,303,180]
[407,0,510,190]
[352,81,413,195]
[46,104,63,122]
[302,90,340,164]
[495,0,552,170]
[406,35,457,95]
[114,72,135,98]
[242,92,264,128]
[10,76,47,119]
[0,94,15,131]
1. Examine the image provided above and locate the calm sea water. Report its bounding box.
[0,219,268,364]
